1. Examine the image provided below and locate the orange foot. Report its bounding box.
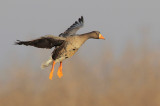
[49,61,55,80]
[57,62,63,78]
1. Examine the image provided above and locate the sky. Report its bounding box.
[0,0,160,68]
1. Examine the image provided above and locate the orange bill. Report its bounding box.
[99,33,105,40]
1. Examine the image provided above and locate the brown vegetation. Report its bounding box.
[0,41,160,106]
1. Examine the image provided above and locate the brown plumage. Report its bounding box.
[15,16,105,80]
[15,35,65,49]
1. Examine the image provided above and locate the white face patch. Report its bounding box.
[98,33,105,39]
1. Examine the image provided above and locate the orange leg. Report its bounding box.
[57,62,63,78]
[49,61,56,80]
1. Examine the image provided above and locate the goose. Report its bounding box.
[15,16,105,80]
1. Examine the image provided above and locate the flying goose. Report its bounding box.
[15,16,105,80]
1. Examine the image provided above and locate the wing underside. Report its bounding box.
[15,35,65,49]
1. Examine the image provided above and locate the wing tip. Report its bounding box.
[79,16,84,23]
[59,16,84,37]
[14,40,21,45]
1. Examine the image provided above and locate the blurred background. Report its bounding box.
[1,0,160,106]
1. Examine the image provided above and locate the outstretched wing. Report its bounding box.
[15,35,66,49]
[59,16,84,37]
